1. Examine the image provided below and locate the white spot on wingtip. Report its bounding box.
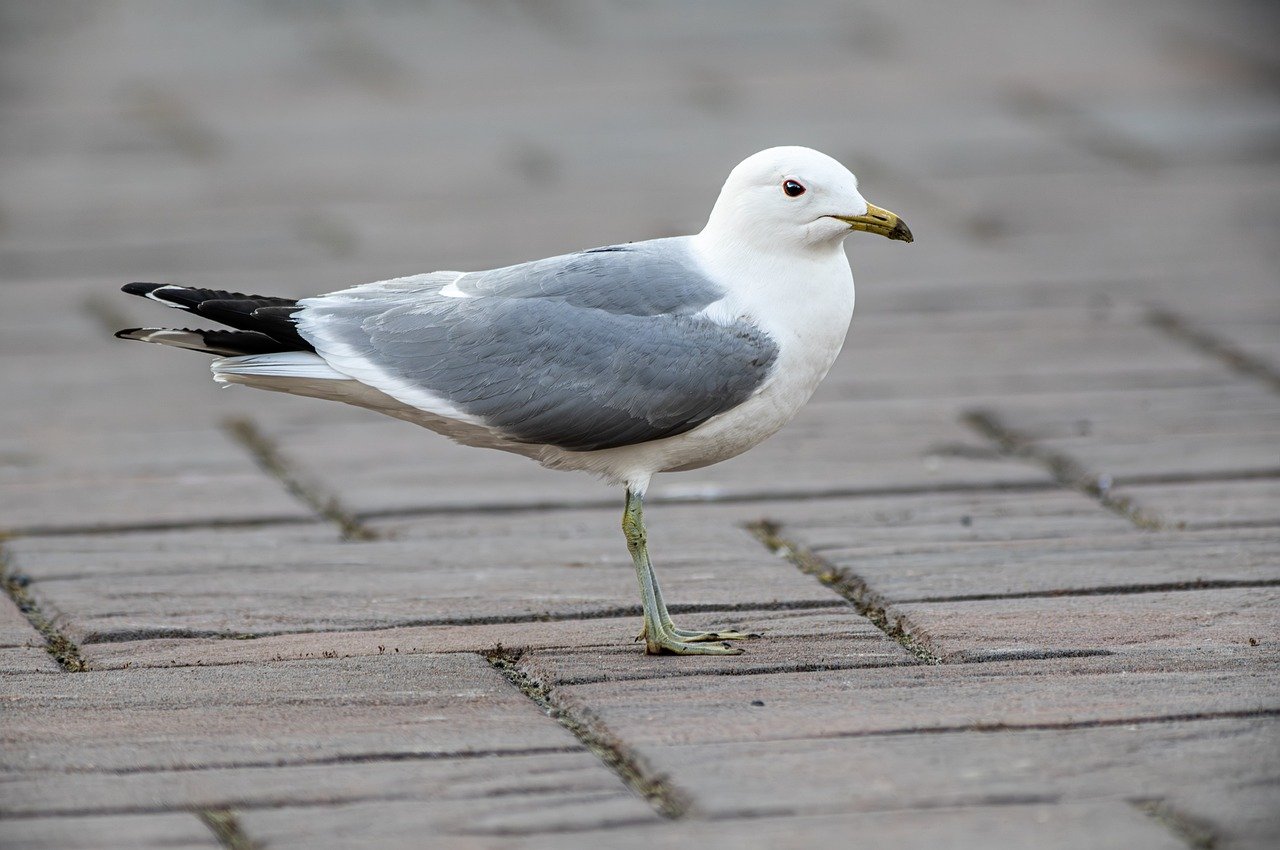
[145,285,187,307]
[439,277,470,299]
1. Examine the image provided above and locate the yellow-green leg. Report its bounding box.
[622,487,756,655]
[646,566,759,643]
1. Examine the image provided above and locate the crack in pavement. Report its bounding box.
[486,646,693,819]
[748,521,942,665]
[1147,306,1280,395]
[0,541,88,672]
[222,417,378,542]
[963,408,1165,530]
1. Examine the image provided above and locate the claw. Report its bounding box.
[670,628,760,642]
[646,636,744,656]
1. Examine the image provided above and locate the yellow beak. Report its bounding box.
[831,203,913,243]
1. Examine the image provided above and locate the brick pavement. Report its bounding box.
[1,2,1277,847]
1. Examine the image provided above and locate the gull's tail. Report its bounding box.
[114,280,355,391]
[114,282,313,356]
[113,281,442,430]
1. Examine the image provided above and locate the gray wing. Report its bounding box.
[453,239,724,315]
[297,240,779,452]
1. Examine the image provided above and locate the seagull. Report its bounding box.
[115,146,912,655]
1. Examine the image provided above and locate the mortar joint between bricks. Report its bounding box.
[1131,798,1218,850]
[961,408,1164,531]
[0,540,89,672]
[196,807,262,850]
[221,416,378,541]
[746,520,943,665]
[1145,305,1280,394]
[484,645,693,819]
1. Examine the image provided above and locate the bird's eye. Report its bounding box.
[782,179,806,197]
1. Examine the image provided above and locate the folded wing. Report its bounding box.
[298,241,779,452]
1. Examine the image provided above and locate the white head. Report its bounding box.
[701,146,912,254]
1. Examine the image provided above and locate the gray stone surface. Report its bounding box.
[0,752,658,827]
[80,605,913,674]
[526,654,1280,746]
[0,812,221,850]
[0,591,60,673]
[1164,785,1280,850]
[240,800,1188,850]
[808,527,1280,601]
[0,596,42,648]
[0,647,61,675]
[262,394,1051,515]
[624,718,1278,818]
[4,505,836,642]
[895,586,1280,661]
[1,654,578,773]
[1115,478,1280,528]
[976,384,1280,485]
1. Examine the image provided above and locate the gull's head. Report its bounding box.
[702,146,912,254]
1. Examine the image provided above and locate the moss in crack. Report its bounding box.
[963,409,1163,530]
[1146,307,1280,395]
[1,543,87,672]
[197,808,260,850]
[485,646,691,819]
[1133,799,1217,850]
[222,417,377,541]
[748,520,942,665]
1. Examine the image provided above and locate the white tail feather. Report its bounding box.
[212,352,347,383]
[120,328,216,353]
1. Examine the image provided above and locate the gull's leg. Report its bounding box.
[622,487,746,655]
[647,565,759,643]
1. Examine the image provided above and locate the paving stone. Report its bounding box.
[0,424,313,533]
[981,384,1280,481]
[806,528,1280,602]
[0,812,220,850]
[240,800,1187,850]
[4,505,832,643]
[81,606,912,675]
[0,595,41,647]
[0,646,61,674]
[895,587,1280,660]
[0,594,60,673]
[1163,784,1280,850]
[259,394,1049,516]
[707,396,1051,497]
[78,614,641,670]
[826,306,1235,401]
[1113,478,1280,528]
[627,718,1277,819]
[0,281,315,533]
[0,752,657,828]
[1197,318,1280,367]
[247,415,608,514]
[523,654,1280,747]
[770,487,1135,552]
[0,654,575,773]
[935,167,1277,286]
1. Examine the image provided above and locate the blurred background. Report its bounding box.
[1,0,1278,526]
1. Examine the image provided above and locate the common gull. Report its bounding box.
[116,146,912,655]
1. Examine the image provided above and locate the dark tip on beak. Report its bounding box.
[889,218,914,243]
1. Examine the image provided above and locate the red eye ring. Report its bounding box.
[783,179,806,197]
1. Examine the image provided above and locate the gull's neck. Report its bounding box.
[689,227,855,344]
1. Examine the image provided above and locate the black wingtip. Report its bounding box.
[122,282,166,297]
[114,327,144,340]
